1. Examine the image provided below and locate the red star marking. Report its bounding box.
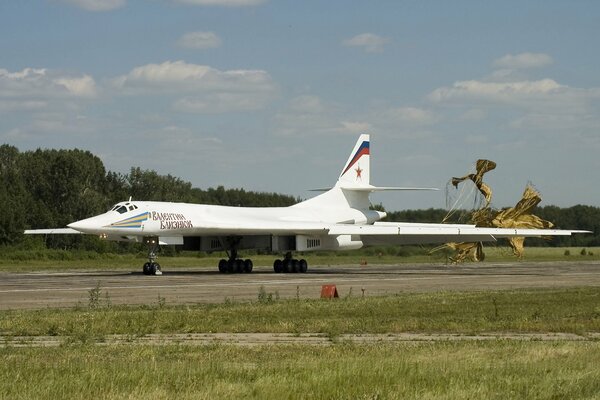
[355,165,363,179]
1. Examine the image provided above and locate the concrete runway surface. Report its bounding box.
[1,261,599,310]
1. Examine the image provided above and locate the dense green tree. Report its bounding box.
[386,208,452,224]
[19,148,109,227]
[0,145,28,244]
[126,167,195,203]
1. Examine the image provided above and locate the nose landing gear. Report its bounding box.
[142,237,162,276]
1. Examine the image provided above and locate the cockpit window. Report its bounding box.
[109,202,138,213]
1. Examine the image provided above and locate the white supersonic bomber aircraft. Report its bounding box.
[25,134,586,275]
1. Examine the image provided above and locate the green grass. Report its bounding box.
[0,246,598,273]
[2,287,599,338]
[1,287,599,399]
[1,342,599,399]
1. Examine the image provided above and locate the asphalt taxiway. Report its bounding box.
[1,261,599,310]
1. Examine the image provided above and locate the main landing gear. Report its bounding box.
[217,238,253,274]
[142,237,162,276]
[218,257,253,273]
[215,238,308,274]
[273,252,308,273]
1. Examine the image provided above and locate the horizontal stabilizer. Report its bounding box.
[341,186,439,192]
[310,186,439,192]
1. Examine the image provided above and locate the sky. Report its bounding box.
[1,0,599,211]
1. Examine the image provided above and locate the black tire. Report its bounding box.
[149,263,157,275]
[226,260,234,273]
[218,259,227,273]
[283,259,292,273]
[299,259,308,273]
[235,259,244,273]
[243,259,253,273]
[143,262,150,275]
[273,259,283,273]
[291,259,299,273]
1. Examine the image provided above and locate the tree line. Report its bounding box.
[1,144,597,250]
[0,145,297,247]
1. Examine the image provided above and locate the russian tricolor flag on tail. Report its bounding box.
[338,133,371,186]
[342,140,370,176]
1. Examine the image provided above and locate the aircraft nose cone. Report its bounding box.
[68,218,98,233]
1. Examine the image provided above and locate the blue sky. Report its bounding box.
[1,0,599,210]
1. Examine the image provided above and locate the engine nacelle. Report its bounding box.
[297,234,364,251]
[330,234,363,250]
[364,210,387,224]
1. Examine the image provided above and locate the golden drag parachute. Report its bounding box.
[441,159,553,263]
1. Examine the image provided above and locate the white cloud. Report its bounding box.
[428,59,600,137]
[62,0,126,11]
[492,52,553,70]
[177,31,222,49]
[112,61,276,113]
[340,121,372,134]
[342,33,389,53]
[0,67,97,111]
[429,79,565,103]
[54,75,97,97]
[173,0,267,6]
[112,60,274,93]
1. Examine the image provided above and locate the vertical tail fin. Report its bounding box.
[338,133,370,187]
[295,133,437,212]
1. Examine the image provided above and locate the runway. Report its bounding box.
[1,261,599,310]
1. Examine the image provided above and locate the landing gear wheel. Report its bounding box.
[283,259,292,273]
[218,257,254,274]
[273,259,283,273]
[143,262,161,276]
[218,259,227,273]
[299,259,308,273]
[152,263,161,275]
[273,256,308,273]
[235,259,244,273]
[226,260,235,273]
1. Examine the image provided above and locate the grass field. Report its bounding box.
[1,287,599,338]
[1,266,599,398]
[2,341,599,399]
